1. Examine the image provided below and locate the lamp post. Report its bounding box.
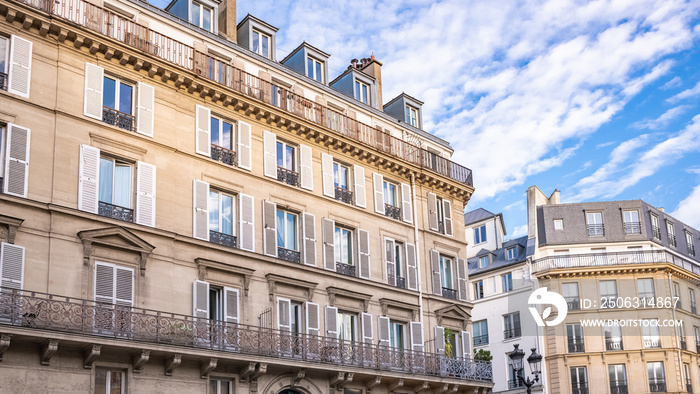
[508,344,542,394]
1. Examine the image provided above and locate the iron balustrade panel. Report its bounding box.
[385,204,402,220]
[652,225,662,239]
[688,381,694,393]
[473,334,489,346]
[503,327,521,339]
[336,262,356,277]
[277,167,300,187]
[0,288,492,381]
[693,304,697,314]
[278,247,301,264]
[334,187,354,205]
[567,340,585,353]
[571,385,589,394]
[690,244,696,257]
[696,341,700,353]
[98,201,134,223]
[624,221,642,234]
[508,379,525,389]
[670,234,677,247]
[605,339,623,351]
[0,72,6,91]
[587,223,604,236]
[210,230,237,249]
[441,287,457,300]
[681,339,687,350]
[644,338,661,348]
[396,277,406,289]
[210,144,236,166]
[102,107,135,131]
[649,379,666,392]
[566,297,581,311]
[609,382,628,394]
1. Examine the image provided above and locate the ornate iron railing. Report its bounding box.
[644,338,661,348]
[102,106,135,131]
[385,204,401,220]
[571,384,589,394]
[98,201,134,223]
[567,339,584,353]
[277,167,299,187]
[278,247,301,264]
[688,380,694,393]
[336,262,356,277]
[211,144,236,166]
[441,287,457,300]
[566,296,581,311]
[681,338,688,351]
[396,277,406,289]
[624,221,641,234]
[503,327,521,339]
[210,230,236,249]
[532,250,700,276]
[606,338,623,351]
[610,381,628,394]
[587,223,604,236]
[0,288,492,382]
[690,244,696,257]
[652,225,662,239]
[334,187,354,205]
[507,379,525,389]
[649,379,666,392]
[0,72,7,91]
[693,303,697,314]
[437,221,445,234]
[473,334,488,346]
[670,234,677,247]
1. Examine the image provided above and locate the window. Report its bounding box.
[623,210,640,234]
[209,377,232,394]
[687,231,695,256]
[506,247,516,260]
[338,311,357,342]
[387,240,406,288]
[474,225,487,244]
[99,156,133,222]
[444,329,456,359]
[695,326,700,350]
[390,321,406,350]
[276,209,299,254]
[333,162,353,204]
[290,301,304,338]
[307,56,323,83]
[191,1,213,31]
[586,212,603,236]
[405,105,418,127]
[508,359,523,389]
[690,289,696,313]
[638,278,655,303]
[102,75,135,131]
[608,365,627,393]
[566,324,584,352]
[647,362,666,392]
[600,280,618,308]
[605,324,623,350]
[355,80,369,104]
[252,30,271,58]
[562,283,580,311]
[651,214,661,238]
[94,262,134,335]
[439,255,453,290]
[685,364,692,393]
[503,312,521,339]
[478,256,488,268]
[334,226,354,266]
[667,221,676,247]
[553,219,563,230]
[0,35,32,98]
[642,319,660,348]
[210,115,235,155]
[673,282,682,309]
[570,366,588,393]
[474,281,484,300]
[501,273,513,293]
[95,367,126,394]
[208,189,235,236]
[0,36,8,89]
[276,140,298,186]
[383,180,398,207]
[680,323,687,350]
[473,320,488,346]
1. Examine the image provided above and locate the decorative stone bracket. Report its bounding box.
[41,339,59,365]
[0,214,23,244]
[83,344,101,369]
[133,350,151,373]
[200,358,218,379]
[164,354,182,376]
[330,372,353,389]
[0,334,11,361]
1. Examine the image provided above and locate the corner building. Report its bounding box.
[0,0,493,392]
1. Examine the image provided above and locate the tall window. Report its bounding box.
[439,255,453,290]
[333,162,350,190]
[562,282,580,310]
[501,273,513,292]
[695,326,700,349]
[99,156,132,212]
[642,319,660,348]
[587,212,603,236]
[553,219,564,230]
[667,221,676,247]
[623,210,640,234]
[478,256,488,268]
[608,364,627,393]
[355,80,369,104]
[503,312,521,339]
[604,324,622,350]
[673,282,682,309]
[684,364,692,393]
[190,1,213,31]
[392,241,405,286]
[252,30,271,58]
[95,367,126,394]
[210,116,234,151]
[473,320,488,346]
[103,76,133,116]
[208,190,234,237]
[651,214,661,238]
[687,231,695,256]
[0,36,8,79]
[307,57,323,83]
[276,209,298,252]
[390,321,406,350]
[338,311,357,342]
[638,278,655,303]
[383,180,398,207]
[405,105,418,127]
[276,141,296,172]
[570,366,588,393]
[600,280,618,306]
[334,226,353,266]
[506,247,516,260]
[474,224,487,244]
[647,362,666,392]
[690,288,696,313]
[566,323,584,353]
[209,377,232,394]
[474,281,484,300]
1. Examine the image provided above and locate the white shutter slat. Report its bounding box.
[325,306,338,337]
[115,266,134,306]
[406,243,418,291]
[322,218,335,271]
[4,124,31,198]
[358,229,370,279]
[135,161,156,227]
[277,297,291,331]
[262,200,277,257]
[8,35,33,98]
[401,183,412,223]
[136,82,155,137]
[192,179,210,240]
[306,302,320,336]
[456,257,468,301]
[0,242,24,290]
[321,153,334,197]
[373,172,384,214]
[434,326,445,355]
[192,280,209,318]
[195,105,211,156]
[353,165,366,208]
[430,249,442,295]
[385,238,396,286]
[224,287,239,324]
[300,144,313,190]
[302,212,317,266]
[361,312,373,344]
[78,145,100,213]
[95,262,115,303]
[83,63,104,119]
[427,192,439,231]
[443,199,453,236]
[378,316,390,346]
[237,121,252,170]
[410,321,424,352]
[263,131,277,178]
[461,331,472,360]
[239,194,255,252]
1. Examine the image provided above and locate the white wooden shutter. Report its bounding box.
[193,280,209,318]
[263,131,277,178]
[83,63,104,120]
[237,121,252,170]
[195,105,211,156]
[406,243,418,291]
[78,145,100,213]
[223,287,239,323]
[95,262,115,303]
[300,144,313,190]
[353,164,366,208]
[192,179,210,240]
[262,200,277,257]
[377,316,390,346]
[385,238,396,286]
[322,218,335,271]
[434,326,445,355]
[443,199,453,236]
[302,212,317,266]
[325,306,338,337]
[427,192,439,231]
[8,35,32,98]
[361,312,373,344]
[461,331,472,359]
[400,183,412,223]
[410,321,424,352]
[0,242,24,290]
[4,124,31,198]
[306,302,320,336]
[114,266,134,307]
[373,172,384,214]
[277,297,291,331]
[136,82,154,137]
[456,257,468,301]
[239,193,255,252]
[135,162,156,227]
[321,153,334,197]
[430,249,442,295]
[358,229,370,279]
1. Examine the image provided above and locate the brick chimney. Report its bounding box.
[218,0,237,42]
[360,54,383,110]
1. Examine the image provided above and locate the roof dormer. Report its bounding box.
[166,0,221,33]
[236,14,279,61]
[384,93,424,129]
[281,42,331,85]
[330,63,378,109]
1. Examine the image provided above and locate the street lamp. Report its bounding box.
[509,344,542,394]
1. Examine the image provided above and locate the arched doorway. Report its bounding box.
[278,389,304,394]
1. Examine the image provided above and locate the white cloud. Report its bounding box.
[672,183,700,229]
[668,80,700,103]
[510,225,528,238]
[662,76,682,89]
[631,105,689,130]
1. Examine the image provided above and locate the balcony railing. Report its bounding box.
[649,379,666,392]
[566,296,581,311]
[209,230,236,249]
[211,144,236,166]
[388,274,406,289]
[473,334,488,346]
[0,288,492,382]
[385,204,402,220]
[571,384,589,394]
[102,106,135,131]
[441,287,457,300]
[508,379,524,389]
[567,339,585,353]
[692,303,696,314]
[503,327,521,339]
[437,220,445,234]
[587,223,604,236]
[98,201,134,223]
[334,187,354,205]
[670,234,677,247]
[652,225,662,239]
[277,167,299,187]
[696,341,700,353]
[644,338,661,349]
[681,338,687,350]
[278,247,301,264]
[624,221,641,234]
[688,380,693,393]
[610,381,628,394]
[690,244,696,257]
[0,72,7,91]
[605,338,623,351]
[336,262,356,277]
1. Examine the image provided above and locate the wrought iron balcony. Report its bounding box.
[644,338,661,349]
[566,296,581,311]
[211,144,236,166]
[649,379,666,392]
[388,274,406,289]
[98,201,134,223]
[670,234,677,247]
[437,221,445,234]
[571,385,589,394]
[610,381,628,394]
[385,204,402,220]
[624,221,641,234]
[507,379,524,389]
[681,338,687,350]
[441,287,457,300]
[652,225,662,239]
[334,187,354,205]
[690,244,696,257]
[0,72,6,91]
[278,247,301,264]
[336,262,356,277]
[102,107,135,131]
[473,334,488,346]
[605,338,623,351]
[210,230,236,249]
[567,339,585,353]
[277,167,299,187]
[691,303,696,314]
[688,379,693,393]
[587,223,604,236]
[503,327,521,339]
[696,341,700,353]
[0,288,493,382]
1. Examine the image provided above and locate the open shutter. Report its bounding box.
[358,229,370,279]
[461,331,472,360]
[78,144,100,213]
[302,212,317,266]
[401,183,412,223]
[95,262,115,303]
[237,121,252,170]
[192,179,210,240]
[193,280,209,318]
[373,172,384,214]
[321,153,334,197]
[434,326,445,355]
[239,193,255,252]
[135,161,156,227]
[195,105,211,156]
[83,63,104,119]
[300,144,313,190]
[115,266,134,306]
[406,243,418,291]
[325,306,338,337]
[378,316,390,346]
[353,165,366,208]
[262,200,277,257]
[430,249,442,295]
[410,321,424,352]
[223,287,239,324]
[385,238,396,286]
[8,35,33,98]
[306,302,320,336]
[361,313,373,344]
[0,242,25,290]
[4,124,31,198]
[427,192,439,231]
[443,199,453,236]
[263,131,277,178]
[136,82,154,137]
[322,218,335,271]
[456,257,468,301]
[277,297,291,331]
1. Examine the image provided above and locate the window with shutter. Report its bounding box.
[135,161,156,227]
[322,218,335,271]
[238,193,255,252]
[263,130,277,179]
[299,144,313,190]
[7,35,32,98]
[456,257,468,301]
[276,207,300,263]
[410,321,424,352]
[358,229,370,279]
[262,200,278,257]
[353,164,366,208]
[302,212,317,267]
[195,105,212,156]
[378,316,390,346]
[430,249,442,296]
[207,188,236,248]
[276,139,299,187]
[94,262,134,336]
[325,306,338,337]
[332,161,354,205]
[0,242,24,290]
[305,302,320,336]
[405,243,418,291]
[434,326,445,355]
[237,121,252,170]
[461,330,472,359]
[361,312,373,344]
[3,124,31,198]
[210,114,236,166]
[94,154,150,225]
[136,82,154,137]
[321,153,334,197]
[385,237,396,287]
[400,183,412,223]
[427,192,439,231]
[442,199,453,236]
[373,172,385,214]
[101,74,136,132]
[223,287,239,324]
[79,145,100,214]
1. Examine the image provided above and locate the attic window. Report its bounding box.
[479,256,488,268]
[553,219,563,230]
[507,247,516,260]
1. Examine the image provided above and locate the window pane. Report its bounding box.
[222,121,233,150]
[221,194,232,235]
[109,371,123,394]
[95,368,107,394]
[333,163,339,187]
[276,142,283,167]
[211,118,220,146]
[334,228,341,263]
[0,37,8,73]
[285,145,295,170]
[118,83,132,114]
[276,209,285,248]
[342,230,350,264]
[191,2,200,26]
[99,158,114,203]
[103,77,116,110]
[210,379,218,394]
[113,164,131,208]
[262,35,269,58]
[202,6,211,31]
[362,84,368,104]
[209,191,219,232]
[287,213,297,251]
[315,61,322,82]
[252,32,260,54]
[354,81,360,100]
[307,58,313,79]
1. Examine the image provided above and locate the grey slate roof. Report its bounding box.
[468,235,530,276]
[464,208,497,226]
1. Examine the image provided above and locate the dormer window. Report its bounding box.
[507,247,516,260]
[405,105,418,127]
[307,56,323,83]
[191,1,213,31]
[237,15,279,61]
[355,80,370,105]
[479,256,488,268]
[166,0,217,33]
[252,30,271,58]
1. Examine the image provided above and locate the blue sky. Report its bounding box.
[153,0,700,237]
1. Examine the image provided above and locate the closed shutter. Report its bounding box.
[300,144,313,190]
[239,193,255,252]
[95,262,115,303]
[358,229,370,279]
[83,63,104,119]
[461,331,472,359]
[223,287,239,324]
[434,326,445,355]
[373,173,384,214]
[135,161,156,227]
[136,82,155,137]
[427,192,439,231]
[8,35,33,98]
[430,249,442,295]
[78,144,100,213]
[410,321,424,352]
[237,121,252,170]
[263,131,277,178]
[277,297,291,331]
[306,302,320,336]
[192,280,209,318]
[400,183,412,223]
[0,242,24,290]
[195,105,211,156]
[321,153,334,197]
[385,238,396,286]
[4,124,31,198]
[114,266,134,307]
[377,316,390,346]
[361,312,373,344]
[443,199,453,236]
[325,306,338,337]
[406,243,418,291]
[192,179,210,240]
[302,212,316,266]
[262,200,277,257]
[353,164,366,207]
[322,218,335,271]
[456,257,467,301]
